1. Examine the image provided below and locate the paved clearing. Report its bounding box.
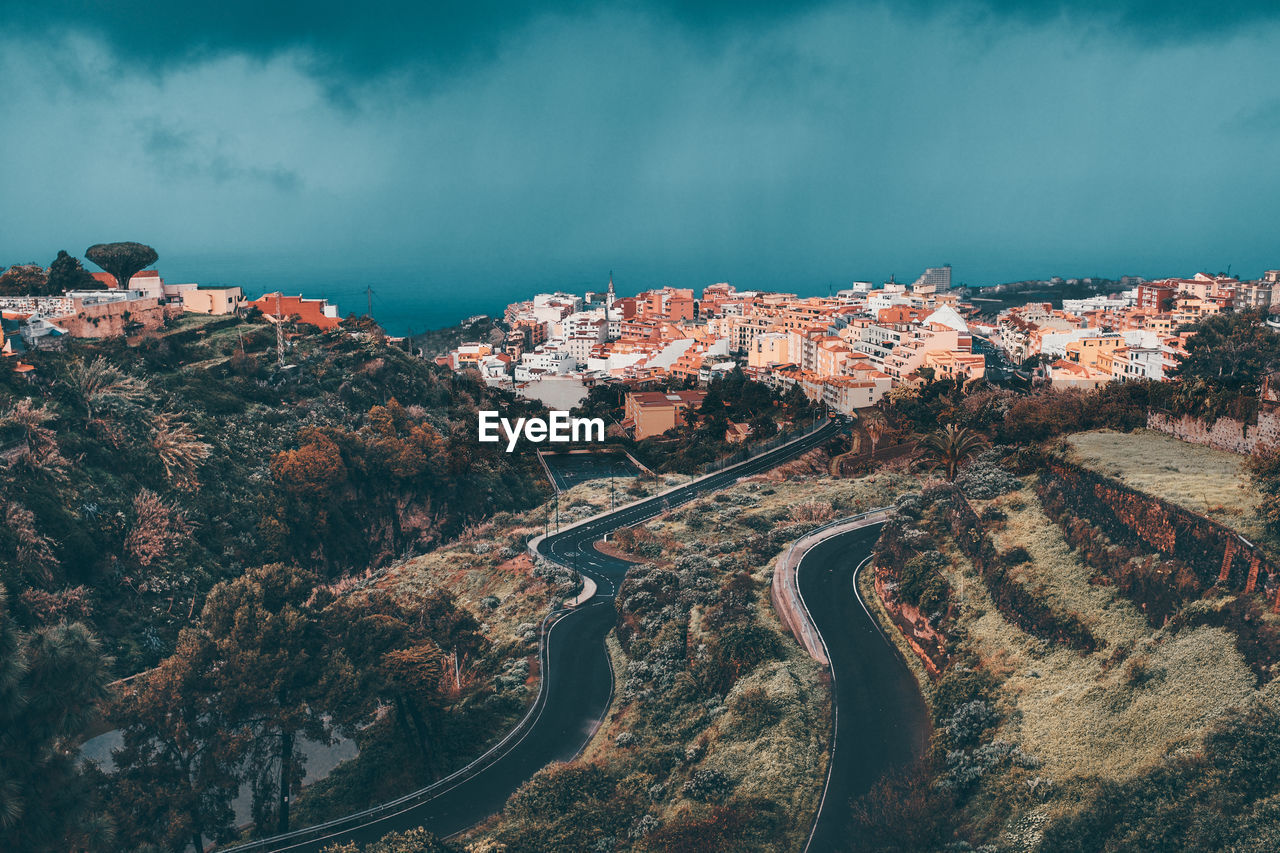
[542,452,641,491]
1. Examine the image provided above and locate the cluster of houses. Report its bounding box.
[993,271,1280,389]
[442,266,984,431]
[1,268,344,369]
[441,265,1280,433]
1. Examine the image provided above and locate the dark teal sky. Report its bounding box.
[2,1,1278,329]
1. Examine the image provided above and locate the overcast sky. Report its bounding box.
[2,1,1278,322]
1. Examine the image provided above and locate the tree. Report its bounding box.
[326,590,455,773]
[748,414,777,440]
[47,251,102,292]
[150,412,213,490]
[1172,309,1280,397]
[63,356,149,424]
[85,242,159,290]
[111,630,248,853]
[0,398,61,461]
[862,410,889,459]
[782,383,811,419]
[917,424,986,481]
[200,564,352,835]
[271,430,348,499]
[0,263,50,296]
[0,591,113,852]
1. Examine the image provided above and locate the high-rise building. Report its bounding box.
[912,264,952,294]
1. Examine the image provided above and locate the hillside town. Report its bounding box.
[439,266,1280,436]
[0,266,342,367]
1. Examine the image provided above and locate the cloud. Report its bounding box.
[1229,98,1280,133]
[0,1,1278,308]
[137,119,302,191]
[2,0,1278,83]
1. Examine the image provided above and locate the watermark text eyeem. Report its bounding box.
[478,410,606,452]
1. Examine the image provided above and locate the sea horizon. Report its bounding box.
[97,251,1245,337]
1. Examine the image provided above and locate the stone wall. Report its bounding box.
[1042,458,1280,610]
[1146,410,1280,456]
[57,297,179,338]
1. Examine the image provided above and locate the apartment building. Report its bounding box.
[746,332,790,369]
[623,390,707,439]
[633,287,695,322]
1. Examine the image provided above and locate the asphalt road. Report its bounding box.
[797,525,931,853]
[238,420,841,852]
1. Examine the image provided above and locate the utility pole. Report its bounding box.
[275,292,285,367]
[365,285,375,317]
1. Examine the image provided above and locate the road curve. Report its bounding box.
[797,524,931,852]
[231,419,841,852]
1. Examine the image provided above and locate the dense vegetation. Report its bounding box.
[1,317,547,674]
[572,366,819,473]
[0,314,552,851]
[0,250,106,295]
[100,562,511,851]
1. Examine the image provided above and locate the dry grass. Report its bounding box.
[643,470,916,557]
[982,486,1145,649]
[375,476,659,646]
[948,485,1260,787]
[702,659,829,814]
[1065,429,1271,548]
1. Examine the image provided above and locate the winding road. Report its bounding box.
[229,418,930,851]
[228,420,841,852]
[795,524,931,852]
[231,419,929,852]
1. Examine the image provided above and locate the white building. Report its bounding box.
[836,282,874,298]
[1062,294,1134,314]
[867,285,910,316]
[515,346,576,381]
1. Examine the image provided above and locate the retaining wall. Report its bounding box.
[1146,410,1280,456]
[1042,457,1280,610]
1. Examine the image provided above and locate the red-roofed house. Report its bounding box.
[624,390,707,439]
[246,293,342,330]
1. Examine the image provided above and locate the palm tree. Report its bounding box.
[151,412,212,489]
[64,356,148,423]
[918,424,987,481]
[862,411,889,459]
[0,593,111,846]
[0,399,57,454]
[0,399,66,478]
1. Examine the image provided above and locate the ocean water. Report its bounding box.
[153,253,847,336]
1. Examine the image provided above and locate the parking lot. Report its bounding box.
[542,451,642,491]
